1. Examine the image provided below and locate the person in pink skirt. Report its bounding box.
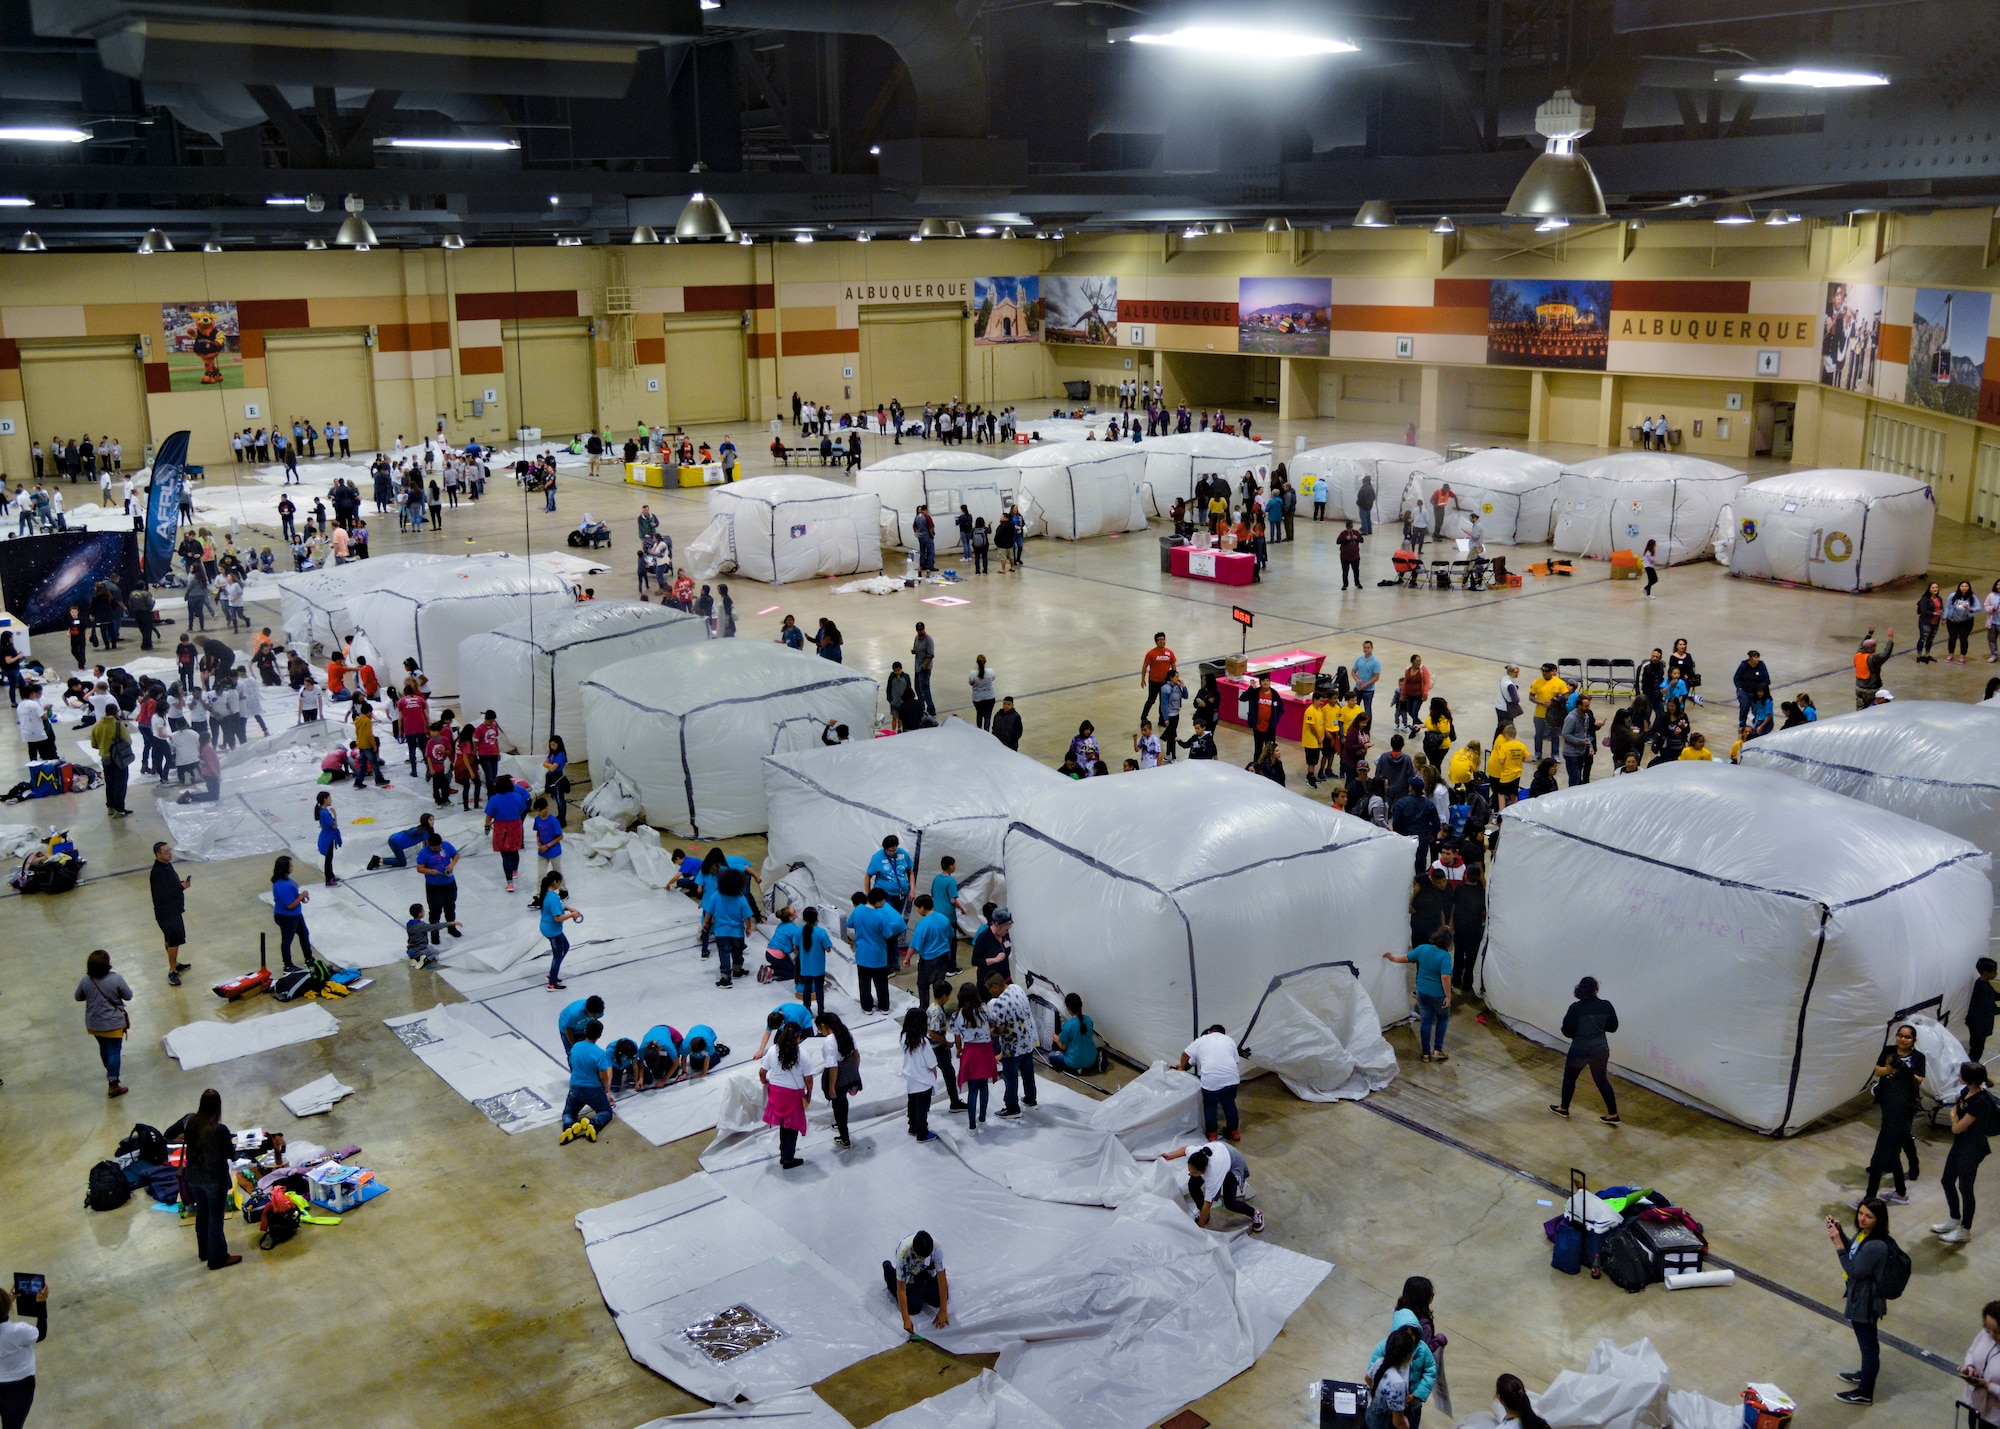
[760,1023,812,1168]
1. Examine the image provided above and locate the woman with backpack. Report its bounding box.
[1938,1061,2000,1245]
[1825,1197,1893,1404]
[181,1088,242,1271]
[74,949,133,1098]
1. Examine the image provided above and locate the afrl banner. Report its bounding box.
[145,430,191,584]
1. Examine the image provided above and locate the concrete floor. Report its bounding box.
[3,407,1995,1427]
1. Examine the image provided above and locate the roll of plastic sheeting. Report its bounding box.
[1481,763,1990,1133]
[1663,1269,1736,1289]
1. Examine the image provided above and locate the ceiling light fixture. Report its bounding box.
[1352,200,1397,228]
[1263,217,1292,233]
[0,126,87,144]
[138,228,171,254]
[441,234,465,250]
[16,231,44,252]
[1763,209,1791,226]
[674,191,734,241]
[910,233,923,243]
[1506,89,1606,220]
[1119,25,1357,58]
[1725,66,1888,89]
[1206,221,1233,235]
[1431,215,1456,234]
[1181,225,1206,238]
[0,197,31,208]
[630,225,660,244]
[203,240,223,252]
[304,194,325,213]
[334,195,377,247]
[738,233,753,246]
[1714,201,1755,225]
[305,238,327,250]
[974,225,997,236]
[383,136,521,151]
[1627,217,1647,230]
[868,145,881,156]
[1001,227,1017,239]
[266,196,306,206]
[556,235,583,246]
[794,233,813,243]
[917,218,965,239]
[1535,216,1569,232]
[856,231,871,243]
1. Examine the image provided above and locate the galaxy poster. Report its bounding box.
[0,531,141,636]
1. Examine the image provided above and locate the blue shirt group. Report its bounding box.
[683,1023,718,1065]
[795,924,831,977]
[486,785,530,824]
[929,871,959,917]
[698,854,754,900]
[568,1038,612,1089]
[774,1001,816,1033]
[558,998,595,1044]
[272,876,304,917]
[1409,943,1454,998]
[640,1024,680,1058]
[534,814,563,859]
[702,887,754,939]
[910,909,953,963]
[540,889,568,938]
[847,902,905,969]
[416,840,458,886]
[866,847,912,897]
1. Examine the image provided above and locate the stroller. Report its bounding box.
[12,828,84,894]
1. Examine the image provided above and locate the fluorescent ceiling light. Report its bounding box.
[266,196,307,206]
[383,136,520,151]
[868,145,881,155]
[0,126,87,143]
[974,225,997,236]
[1122,26,1357,58]
[794,233,813,243]
[1727,66,1888,89]
[0,197,31,208]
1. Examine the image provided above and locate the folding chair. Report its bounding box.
[1430,558,1456,590]
[1557,657,1584,689]
[1584,658,1613,692]
[1607,657,1636,692]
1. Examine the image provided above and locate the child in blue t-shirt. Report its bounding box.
[671,847,702,896]
[929,857,963,971]
[794,906,832,1015]
[532,795,563,898]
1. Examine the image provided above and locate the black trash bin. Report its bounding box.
[1062,380,1091,401]
[1159,535,1177,572]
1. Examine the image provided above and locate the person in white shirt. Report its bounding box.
[1133,720,1162,769]
[883,1231,950,1333]
[297,676,325,725]
[1162,1141,1264,1231]
[1177,1024,1243,1142]
[0,1279,47,1427]
[15,689,51,762]
[900,1006,941,1142]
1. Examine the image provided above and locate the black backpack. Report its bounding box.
[271,967,317,1002]
[116,1122,168,1165]
[1600,1227,1650,1293]
[86,1159,131,1211]
[1877,1237,1913,1301]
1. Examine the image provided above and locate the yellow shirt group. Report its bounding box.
[1447,746,1478,787]
[1528,675,1570,718]
[1301,701,1333,750]
[1487,736,1529,782]
[1679,745,1714,761]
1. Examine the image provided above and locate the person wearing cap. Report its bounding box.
[1853,627,1896,710]
[1527,663,1569,761]
[973,906,1013,983]
[1874,688,1896,706]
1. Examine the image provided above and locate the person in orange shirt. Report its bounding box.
[1139,631,1177,723]
[325,652,351,703]
[355,658,380,700]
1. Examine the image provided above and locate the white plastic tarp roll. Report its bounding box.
[1290,442,1442,524]
[855,451,1018,548]
[1480,763,1991,1133]
[1551,453,1747,564]
[275,553,455,651]
[347,556,576,701]
[1726,468,1936,591]
[1004,763,1415,1068]
[582,642,879,837]
[456,599,708,760]
[1413,448,1562,545]
[1739,701,2000,938]
[706,475,883,584]
[1137,433,1270,515]
[1004,443,1149,540]
[763,719,1067,932]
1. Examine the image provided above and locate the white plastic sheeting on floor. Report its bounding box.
[281,1074,355,1117]
[634,1390,857,1429]
[347,556,579,701]
[856,451,1019,548]
[1004,443,1148,540]
[1411,448,1562,545]
[582,643,878,838]
[1138,434,1270,515]
[762,719,1067,933]
[456,600,708,760]
[1290,443,1442,525]
[679,1078,1330,1429]
[385,1002,570,1134]
[1239,963,1400,1102]
[1740,700,2000,938]
[163,1003,340,1069]
[1551,453,1747,565]
[1005,764,1414,1067]
[1454,1339,1738,1429]
[872,1374,1062,1429]
[1481,763,1991,1134]
[704,476,884,584]
[276,554,457,650]
[1726,467,1936,591]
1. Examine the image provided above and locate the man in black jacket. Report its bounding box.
[151,841,192,986]
[991,696,1023,750]
[1391,777,1441,873]
[1638,648,1666,714]
[1732,650,1770,730]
